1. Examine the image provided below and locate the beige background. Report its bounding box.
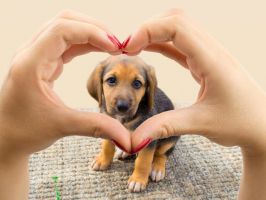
[0,1,265,108]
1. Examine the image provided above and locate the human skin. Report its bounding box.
[0,10,131,200]
[0,8,266,200]
[124,9,266,200]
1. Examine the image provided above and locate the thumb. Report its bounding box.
[57,108,131,153]
[131,105,208,153]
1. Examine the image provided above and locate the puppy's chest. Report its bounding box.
[115,117,143,159]
[122,115,144,131]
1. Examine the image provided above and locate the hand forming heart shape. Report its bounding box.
[1,9,266,159]
[1,8,266,200]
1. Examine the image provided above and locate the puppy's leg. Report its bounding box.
[128,146,156,192]
[150,140,176,182]
[91,139,115,171]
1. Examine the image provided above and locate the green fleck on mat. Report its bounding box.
[52,176,61,200]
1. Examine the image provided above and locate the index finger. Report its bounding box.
[145,42,188,68]
[28,18,118,64]
[124,9,202,57]
[17,10,112,53]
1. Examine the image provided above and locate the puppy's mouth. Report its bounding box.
[108,108,137,122]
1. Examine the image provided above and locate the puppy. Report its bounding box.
[87,55,180,192]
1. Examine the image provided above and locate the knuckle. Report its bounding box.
[139,22,153,42]
[159,123,173,138]
[50,19,68,34]
[8,62,25,83]
[169,13,184,28]
[168,15,184,41]
[165,8,186,26]
[8,50,31,81]
[93,126,103,138]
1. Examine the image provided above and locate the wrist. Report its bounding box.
[0,154,29,200]
[238,149,266,200]
[240,105,266,157]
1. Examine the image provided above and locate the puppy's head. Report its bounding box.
[87,55,157,120]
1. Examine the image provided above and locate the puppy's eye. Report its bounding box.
[132,80,142,89]
[106,77,117,86]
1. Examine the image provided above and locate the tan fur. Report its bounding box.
[87,63,106,106]
[155,141,176,155]
[87,57,157,116]
[88,56,176,192]
[92,140,115,170]
[128,147,156,188]
[123,116,142,130]
[151,154,167,180]
[143,65,157,110]
[102,63,146,116]
[152,141,177,179]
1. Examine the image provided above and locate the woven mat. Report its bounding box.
[29,134,242,200]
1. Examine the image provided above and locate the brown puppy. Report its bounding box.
[87,55,180,192]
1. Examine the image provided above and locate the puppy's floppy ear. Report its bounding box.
[144,65,157,110]
[87,61,107,106]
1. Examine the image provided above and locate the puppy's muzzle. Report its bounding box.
[116,99,130,113]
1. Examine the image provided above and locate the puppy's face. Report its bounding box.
[87,56,157,120]
[102,63,146,119]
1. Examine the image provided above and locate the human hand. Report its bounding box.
[0,10,131,158]
[124,9,266,155]
[0,8,265,200]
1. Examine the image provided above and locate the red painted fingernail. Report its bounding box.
[111,139,128,153]
[131,138,152,154]
[107,34,122,49]
[121,35,131,49]
[112,35,123,49]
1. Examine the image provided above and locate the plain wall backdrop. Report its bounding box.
[0,1,265,108]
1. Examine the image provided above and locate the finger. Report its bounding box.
[145,42,188,68]
[55,10,111,32]
[124,17,178,55]
[62,43,121,64]
[190,71,201,84]
[30,19,119,65]
[45,43,118,82]
[62,44,102,63]
[18,10,112,52]
[144,43,201,83]
[124,9,215,72]
[131,105,210,153]
[57,108,131,153]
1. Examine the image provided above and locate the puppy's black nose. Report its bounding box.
[116,100,129,113]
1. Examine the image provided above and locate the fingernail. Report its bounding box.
[131,138,152,154]
[111,139,128,153]
[121,35,131,49]
[112,35,123,49]
[107,34,122,49]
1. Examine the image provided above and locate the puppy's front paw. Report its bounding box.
[150,167,165,182]
[128,174,148,192]
[150,160,166,182]
[91,155,112,171]
[115,149,130,160]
